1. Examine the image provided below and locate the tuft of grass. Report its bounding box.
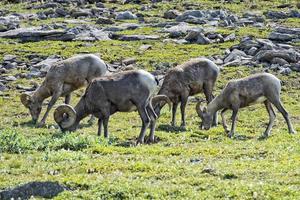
[0,129,28,153]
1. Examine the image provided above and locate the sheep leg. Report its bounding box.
[38,89,62,127]
[147,120,156,144]
[204,83,217,126]
[221,108,229,133]
[263,100,276,137]
[65,94,71,104]
[270,99,296,134]
[171,102,178,127]
[97,118,103,136]
[228,108,238,138]
[103,117,110,138]
[88,115,95,124]
[180,96,188,129]
[136,106,151,145]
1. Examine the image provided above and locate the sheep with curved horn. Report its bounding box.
[196,73,296,138]
[20,54,107,127]
[54,70,171,144]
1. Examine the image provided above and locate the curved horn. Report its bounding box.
[196,101,204,118]
[151,95,172,110]
[20,93,31,108]
[54,104,76,129]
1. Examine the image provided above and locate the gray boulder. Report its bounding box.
[162,23,203,38]
[3,54,17,62]
[163,10,181,19]
[96,17,114,24]
[0,82,7,91]
[71,9,92,18]
[248,47,258,56]
[224,49,249,63]
[110,34,160,41]
[0,15,20,32]
[32,55,62,73]
[265,11,288,19]
[290,63,300,72]
[0,27,76,42]
[185,31,211,44]
[269,32,297,42]
[0,181,66,200]
[116,11,137,20]
[55,8,69,17]
[271,57,289,66]
[256,49,299,63]
[176,10,205,22]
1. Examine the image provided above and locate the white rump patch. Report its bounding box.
[251,96,267,105]
[137,70,157,94]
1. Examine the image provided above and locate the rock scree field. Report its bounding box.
[0,0,300,199]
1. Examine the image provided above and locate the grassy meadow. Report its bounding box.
[0,0,300,199]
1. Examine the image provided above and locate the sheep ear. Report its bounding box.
[20,93,32,108]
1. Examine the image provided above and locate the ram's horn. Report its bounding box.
[196,98,206,118]
[54,104,76,129]
[20,93,31,108]
[152,95,172,110]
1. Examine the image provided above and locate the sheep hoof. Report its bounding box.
[289,130,297,134]
[37,122,45,128]
[262,132,270,138]
[145,135,161,144]
[228,133,233,138]
[135,139,144,146]
[145,137,155,144]
[180,125,187,131]
[259,134,268,140]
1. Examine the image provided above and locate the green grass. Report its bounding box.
[0,38,235,70]
[0,65,300,199]
[280,18,300,28]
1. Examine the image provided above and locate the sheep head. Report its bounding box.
[20,93,42,123]
[196,100,212,130]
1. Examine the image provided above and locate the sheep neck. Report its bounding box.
[32,84,51,103]
[207,95,224,115]
[74,97,90,124]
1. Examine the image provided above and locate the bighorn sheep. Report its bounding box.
[20,54,107,126]
[153,58,220,129]
[196,73,296,138]
[53,70,171,144]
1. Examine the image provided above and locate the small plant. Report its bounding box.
[0,129,28,153]
[49,132,92,151]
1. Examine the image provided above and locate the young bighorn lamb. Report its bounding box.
[20,54,107,126]
[153,58,220,129]
[53,70,171,144]
[197,73,296,138]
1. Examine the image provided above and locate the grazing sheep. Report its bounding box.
[153,58,220,129]
[196,73,296,138]
[53,70,171,144]
[20,54,107,126]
